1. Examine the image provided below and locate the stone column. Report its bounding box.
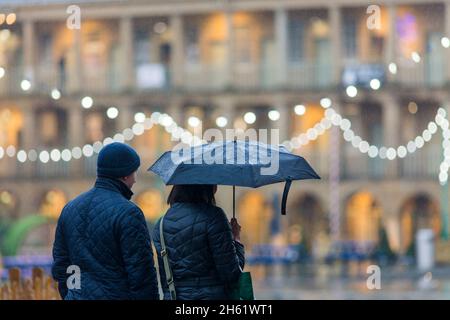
[381,94,400,178]
[170,14,184,89]
[446,3,450,84]
[385,4,397,83]
[329,99,342,241]
[225,10,235,89]
[22,103,36,177]
[275,8,288,88]
[272,95,289,144]
[120,16,135,90]
[23,19,35,90]
[69,27,83,93]
[329,5,342,86]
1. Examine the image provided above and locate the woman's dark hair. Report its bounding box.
[167,184,216,206]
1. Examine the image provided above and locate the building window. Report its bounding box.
[288,19,304,63]
[85,111,116,144]
[235,26,251,64]
[343,17,358,58]
[135,30,150,66]
[37,109,66,147]
[0,108,23,147]
[186,24,200,63]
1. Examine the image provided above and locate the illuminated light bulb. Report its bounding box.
[346,85,358,98]
[243,112,256,124]
[268,110,280,121]
[81,96,93,109]
[216,116,228,128]
[294,104,306,115]
[370,79,381,90]
[107,107,119,119]
[188,116,201,128]
[320,98,332,109]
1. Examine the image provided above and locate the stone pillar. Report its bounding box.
[225,10,234,89]
[69,27,83,93]
[275,8,288,88]
[381,94,400,178]
[446,3,450,84]
[120,16,135,90]
[118,103,134,132]
[385,4,397,83]
[329,5,342,86]
[167,96,183,127]
[170,14,184,89]
[329,99,342,241]
[68,105,84,175]
[22,104,36,177]
[23,19,35,89]
[273,95,289,144]
[68,106,84,147]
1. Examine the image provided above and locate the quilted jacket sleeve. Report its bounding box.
[207,207,245,283]
[52,211,70,299]
[118,207,159,300]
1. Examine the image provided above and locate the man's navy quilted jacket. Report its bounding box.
[52,176,159,300]
[153,202,245,300]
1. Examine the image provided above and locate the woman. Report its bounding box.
[153,184,245,300]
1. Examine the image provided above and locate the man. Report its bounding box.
[52,142,159,300]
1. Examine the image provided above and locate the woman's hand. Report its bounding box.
[230,218,241,242]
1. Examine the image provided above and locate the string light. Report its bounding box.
[51,89,61,100]
[81,96,93,109]
[216,116,228,128]
[0,102,448,185]
[243,112,256,124]
[346,85,358,98]
[294,104,306,115]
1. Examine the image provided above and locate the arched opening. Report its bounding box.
[0,190,18,220]
[0,106,23,148]
[344,191,382,244]
[400,193,440,255]
[39,190,67,219]
[35,106,68,147]
[288,193,329,257]
[290,103,329,174]
[237,191,272,249]
[84,107,117,144]
[136,189,167,223]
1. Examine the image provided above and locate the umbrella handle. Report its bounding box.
[232,185,235,219]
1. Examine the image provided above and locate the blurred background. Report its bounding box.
[1,0,450,299]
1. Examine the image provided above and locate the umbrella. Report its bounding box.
[148,139,320,216]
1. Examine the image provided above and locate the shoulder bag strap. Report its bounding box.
[159,216,177,300]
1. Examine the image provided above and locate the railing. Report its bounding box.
[400,144,441,179]
[287,62,333,90]
[83,155,98,177]
[135,63,171,91]
[396,57,446,88]
[183,64,227,91]
[232,63,279,91]
[342,150,385,180]
[0,66,23,97]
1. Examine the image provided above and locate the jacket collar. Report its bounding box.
[94,176,134,200]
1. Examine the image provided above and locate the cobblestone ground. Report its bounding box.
[250,263,450,300]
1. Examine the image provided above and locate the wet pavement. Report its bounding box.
[251,263,450,300]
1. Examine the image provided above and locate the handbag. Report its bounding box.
[230,271,254,300]
[159,215,177,300]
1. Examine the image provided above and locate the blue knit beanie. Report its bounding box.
[97,142,141,178]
